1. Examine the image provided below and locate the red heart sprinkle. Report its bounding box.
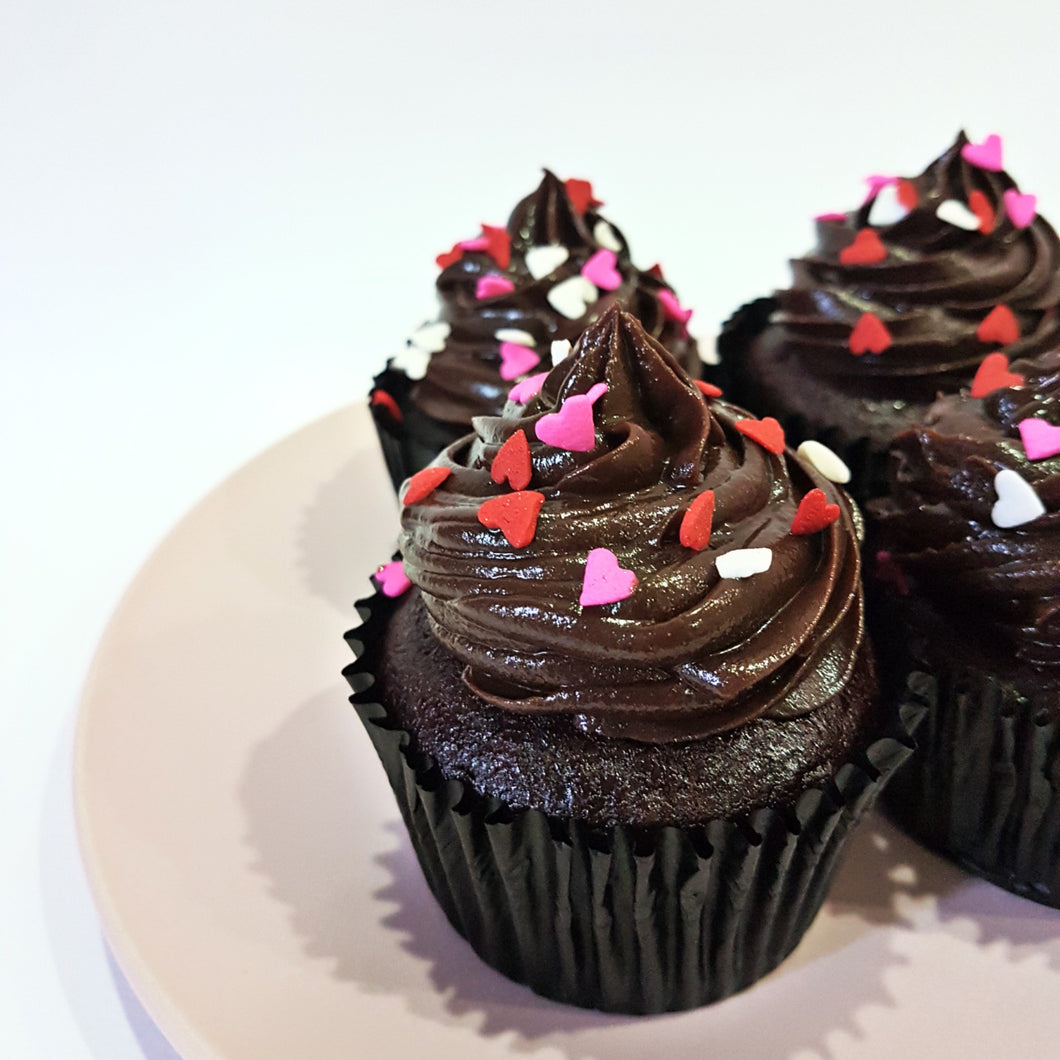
[679,491,716,550]
[694,380,723,398]
[436,244,463,269]
[896,179,919,211]
[735,416,785,454]
[490,429,532,490]
[839,228,888,265]
[482,224,511,269]
[402,466,451,506]
[976,304,1020,346]
[370,389,403,423]
[791,488,841,535]
[564,177,602,215]
[477,491,545,548]
[969,352,1024,398]
[848,312,892,355]
[968,190,995,235]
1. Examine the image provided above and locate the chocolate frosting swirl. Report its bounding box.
[410,171,699,425]
[400,306,866,743]
[871,347,1060,667]
[768,133,1060,403]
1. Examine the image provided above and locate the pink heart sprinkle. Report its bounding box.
[580,248,622,291]
[534,384,607,452]
[498,341,541,381]
[579,547,638,607]
[1018,417,1060,460]
[1003,189,1037,229]
[375,560,411,598]
[861,174,896,204]
[815,211,848,223]
[961,134,1004,172]
[459,236,489,251]
[476,274,516,300]
[507,371,548,404]
[658,288,693,324]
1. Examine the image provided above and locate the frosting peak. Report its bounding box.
[401,308,865,743]
[508,169,596,250]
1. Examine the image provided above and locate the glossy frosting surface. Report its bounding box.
[400,307,865,742]
[411,171,698,425]
[871,348,1060,667]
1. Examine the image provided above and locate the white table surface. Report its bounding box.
[6,2,1060,1056]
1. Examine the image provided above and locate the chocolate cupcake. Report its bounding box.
[370,172,701,491]
[719,132,1060,502]
[869,346,1060,905]
[347,306,921,1012]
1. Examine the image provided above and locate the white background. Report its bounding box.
[6,1,1060,1056]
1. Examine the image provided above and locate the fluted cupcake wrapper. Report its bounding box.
[343,585,926,1014]
[717,298,888,505]
[369,364,466,494]
[881,638,1060,907]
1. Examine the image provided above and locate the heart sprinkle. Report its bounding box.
[862,174,897,203]
[370,389,403,423]
[409,321,451,353]
[390,344,430,380]
[936,199,981,231]
[507,372,549,404]
[495,327,536,347]
[498,341,541,381]
[593,220,622,251]
[961,134,1004,172]
[490,429,533,489]
[477,490,545,548]
[547,275,598,319]
[658,288,693,324]
[796,440,851,484]
[790,488,841,535]
[375,560,411,598]
[551,339,573,365]
[868,182,909,226]
[579,548,638,606]
[436,244,463,268]
[735,416,785,454]
[401,466,452,506]
[839,228,887,265]
[1003,189,1037,229]
[716,547,773,580]
[565,177,602,215]
[976,304,1020,346]
[849,311,892,355]
[968,190,996,234]
[535,384,608,452]
[1018,418,1060,461]
[969,352,1024,398]
[679,491,715,550]
[476,274,516,300]
[581,248,622,290]
[525,244,570,280]
[896,179,919,210]
[694,379,723,398]
[991,468,1046,528]
[815,211,848,223]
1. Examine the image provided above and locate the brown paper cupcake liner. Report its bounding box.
[369,364,466,494]
[343,583,926,1013]
[717,298,888,504]
[878,614,1060,907]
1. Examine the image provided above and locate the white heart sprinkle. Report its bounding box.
[868,183,908,226]
[936,199,980,231]
[551,339,572,366]
[716,547,773,580]
[495,328,536,347]
[391,345,430,380]
[408,320,450,353]
[547,275,597,319]
[991,468,1046,528]
[796,440,851,484]
[593,220,622,252]
[525,244,570,280]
